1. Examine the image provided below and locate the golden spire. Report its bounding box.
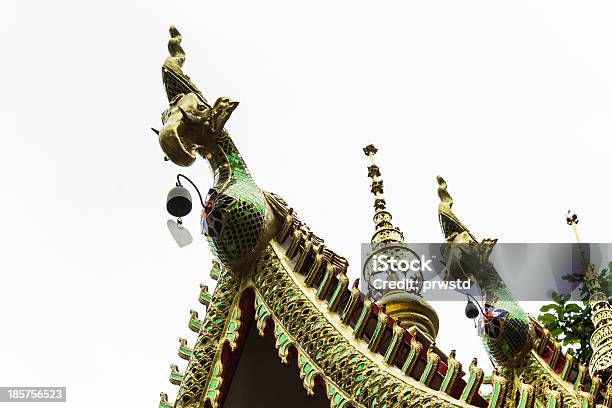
[362,145,439,340]
[363,144,404,246]
[566,211,612,380]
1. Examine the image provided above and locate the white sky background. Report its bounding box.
[2,1,612,406]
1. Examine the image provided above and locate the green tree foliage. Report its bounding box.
[538,263,612,362]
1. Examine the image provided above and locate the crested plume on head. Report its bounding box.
[436,176,476,242]
[162,26,208,106]
[436,175,454,213]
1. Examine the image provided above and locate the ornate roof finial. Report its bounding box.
[436,176,476,242]
[162,26,209,106]
[362,145,440,339]
[363,144,404,245]
[566,210,612,380]
[436,175,454,207]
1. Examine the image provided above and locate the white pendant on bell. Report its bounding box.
[167,219,193,248]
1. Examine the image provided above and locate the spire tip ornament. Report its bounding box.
[363,144,378,156]
[362,145,402,245]
[566,209,579,226]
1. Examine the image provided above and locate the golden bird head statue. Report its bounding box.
[156,26,239,167]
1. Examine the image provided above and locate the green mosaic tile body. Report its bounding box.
[204,133,265,267]
[479,271,533,368]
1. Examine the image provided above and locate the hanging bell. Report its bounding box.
[166,184,193,217]
[465,299,480,319]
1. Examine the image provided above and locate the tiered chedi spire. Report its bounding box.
[363,144,404,245]
[362,144,439,339]
[567,211,612,380]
